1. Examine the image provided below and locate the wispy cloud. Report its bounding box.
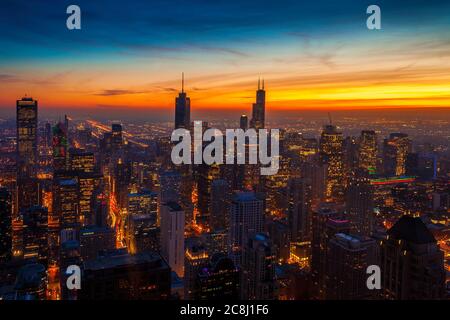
[94,89,148,96]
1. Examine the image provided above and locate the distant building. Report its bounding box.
[111,123,123,148]
[240,115,248,130]
[174,73,191,130]
[52,121,69,172]
[320,124,345,201]
[16,97,39,212]
[383,133,411,176]
[250,78,265,130]
[16,96,38,178]
[358,130,377,174]
[69,149,95,173]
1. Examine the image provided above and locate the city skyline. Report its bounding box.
[0,0,449,304]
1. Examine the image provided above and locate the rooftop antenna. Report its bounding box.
[181,72,184,93]
[262,78,265,90]
[328,112,332,125]
[258,77,260,90]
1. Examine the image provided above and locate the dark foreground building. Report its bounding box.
[381,215,446,300]
[81,250,171,300]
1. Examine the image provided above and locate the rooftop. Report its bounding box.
[388,215,436,244]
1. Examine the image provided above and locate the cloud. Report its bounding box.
[94,89,148,96]
[0,74,19,82]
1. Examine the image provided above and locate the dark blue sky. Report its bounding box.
[1,0,449,63]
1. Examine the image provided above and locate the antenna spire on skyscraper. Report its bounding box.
[262,78,265,90]
[182,72,184,93]
[258,77,260,90]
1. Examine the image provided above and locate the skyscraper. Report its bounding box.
[311,204,349,299]
[241,233,276,300]
[209,179,230,232]
[326,233,377,299]
[197,163,221,229]
[240,115,248,130]
[228,192,264,265]
[250,78,265,130]
[345,172,374,237]
[381,215,446,299]
[160,201,185,277]
[174,73,191,130]
[159,171,182,204]
[52,121,69,172]
[53,177,80,241]
[69,149,95,173]
[358,130,377,174]
[127,191,159,254]
[287,177,312,243]
[184,241,209,299]
[0,187,12,263]
[22,206,48,264]
[196,253,240,300]
[320,124,345,201]
[16,96,38,178]
[383,133,411,176]
[16,97,39,213]
[111,123,123,148]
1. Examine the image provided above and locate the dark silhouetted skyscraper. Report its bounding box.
[240,115,248,130]
[175,73,191,130]
[250,78,265,130]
